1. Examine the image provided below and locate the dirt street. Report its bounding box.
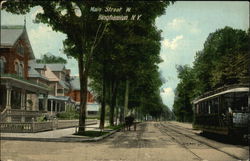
[1,122,249,161]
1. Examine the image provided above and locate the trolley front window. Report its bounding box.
[223,92,248,112]
[234,92,248,112]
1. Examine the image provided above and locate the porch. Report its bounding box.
[45,95,75,116]
[0,74,49,122]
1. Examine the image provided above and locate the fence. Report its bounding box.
[0,119,98,133]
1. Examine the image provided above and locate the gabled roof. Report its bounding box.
[1,25,35,59]
[28,67,49,81]
[1,26,23,46]
[28,60,48,81]
[29,60,45,69]
[35,64,46,69]
[44,66,59,81]
[46,64,66,72]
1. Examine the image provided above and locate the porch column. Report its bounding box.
[50,100,53,115]
[20,89,26,110]
[59,102,61,112]
[43,94,48,111]
[55,102,57,113]
[35,92,39,111]
[5,85,11,109]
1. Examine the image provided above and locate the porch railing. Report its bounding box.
[0,108,8,122]
[6,109,41,116]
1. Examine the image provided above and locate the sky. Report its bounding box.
[1,1,249,110]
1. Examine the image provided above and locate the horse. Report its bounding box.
[125,116,135,131]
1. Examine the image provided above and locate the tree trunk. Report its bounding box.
[124,78,129,118]
[109,81,119,126]
[78,54,88,134]
[115,97,119,125]
[119,79,129,125]
[100,61,106,129]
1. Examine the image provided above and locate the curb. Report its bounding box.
[0,129,120,143]
[91,129,119,142]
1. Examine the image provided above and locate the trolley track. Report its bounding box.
[155,123,204,161]
[165,122,249,149]
[157,122,248,161]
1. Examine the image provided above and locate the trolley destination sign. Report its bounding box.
[90,6,142,21]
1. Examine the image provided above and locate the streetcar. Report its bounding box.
[192,84,249,138]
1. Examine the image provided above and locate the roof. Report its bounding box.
[1,26,23,46]
[46,64,66,72]
[70,76,94,93]
[58,80,69,89]
[44,66,60,81]
[35,64,46,69]
[193,87,249,104]
[48,95,75,102]
[28,67,49,81]
[1,25,35,59]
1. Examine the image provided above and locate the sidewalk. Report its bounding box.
[0,122,117,142]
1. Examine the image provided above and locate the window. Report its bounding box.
[57,89,64,94]
[234,92,248,112]
[17,43,24,55]
[15,62,19,74]
[88,111,98,115]
[223,93,234,112]
[19,63,24,77]
[40,70,45,76]
[195,104,199,114]
[0,57,6,74]
[213,97,219,113]
[204,101,208,114]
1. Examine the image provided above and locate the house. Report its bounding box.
[0,25,49,122]
[0,25,99,123]
[67,76,99,117]
[29,60,74,115]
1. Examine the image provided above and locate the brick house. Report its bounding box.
[67,76,99,116]
[0,25,49,122]
[0,25,99,123]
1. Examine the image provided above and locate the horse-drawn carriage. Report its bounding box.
[124,116,136,131]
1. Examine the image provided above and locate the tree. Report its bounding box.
[193,26,249,91]
[173,26,250,122]
[36,53,67,64]
[87,1,174,126]
[173,65,195,122]
[4,1,175,130]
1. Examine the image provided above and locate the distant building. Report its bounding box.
[67,76,99,117]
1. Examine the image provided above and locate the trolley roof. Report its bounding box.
[193,85,249,104]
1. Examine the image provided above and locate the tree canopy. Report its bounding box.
[36,53,67,64]
[3,1,175,129]
[173,26,250,122]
